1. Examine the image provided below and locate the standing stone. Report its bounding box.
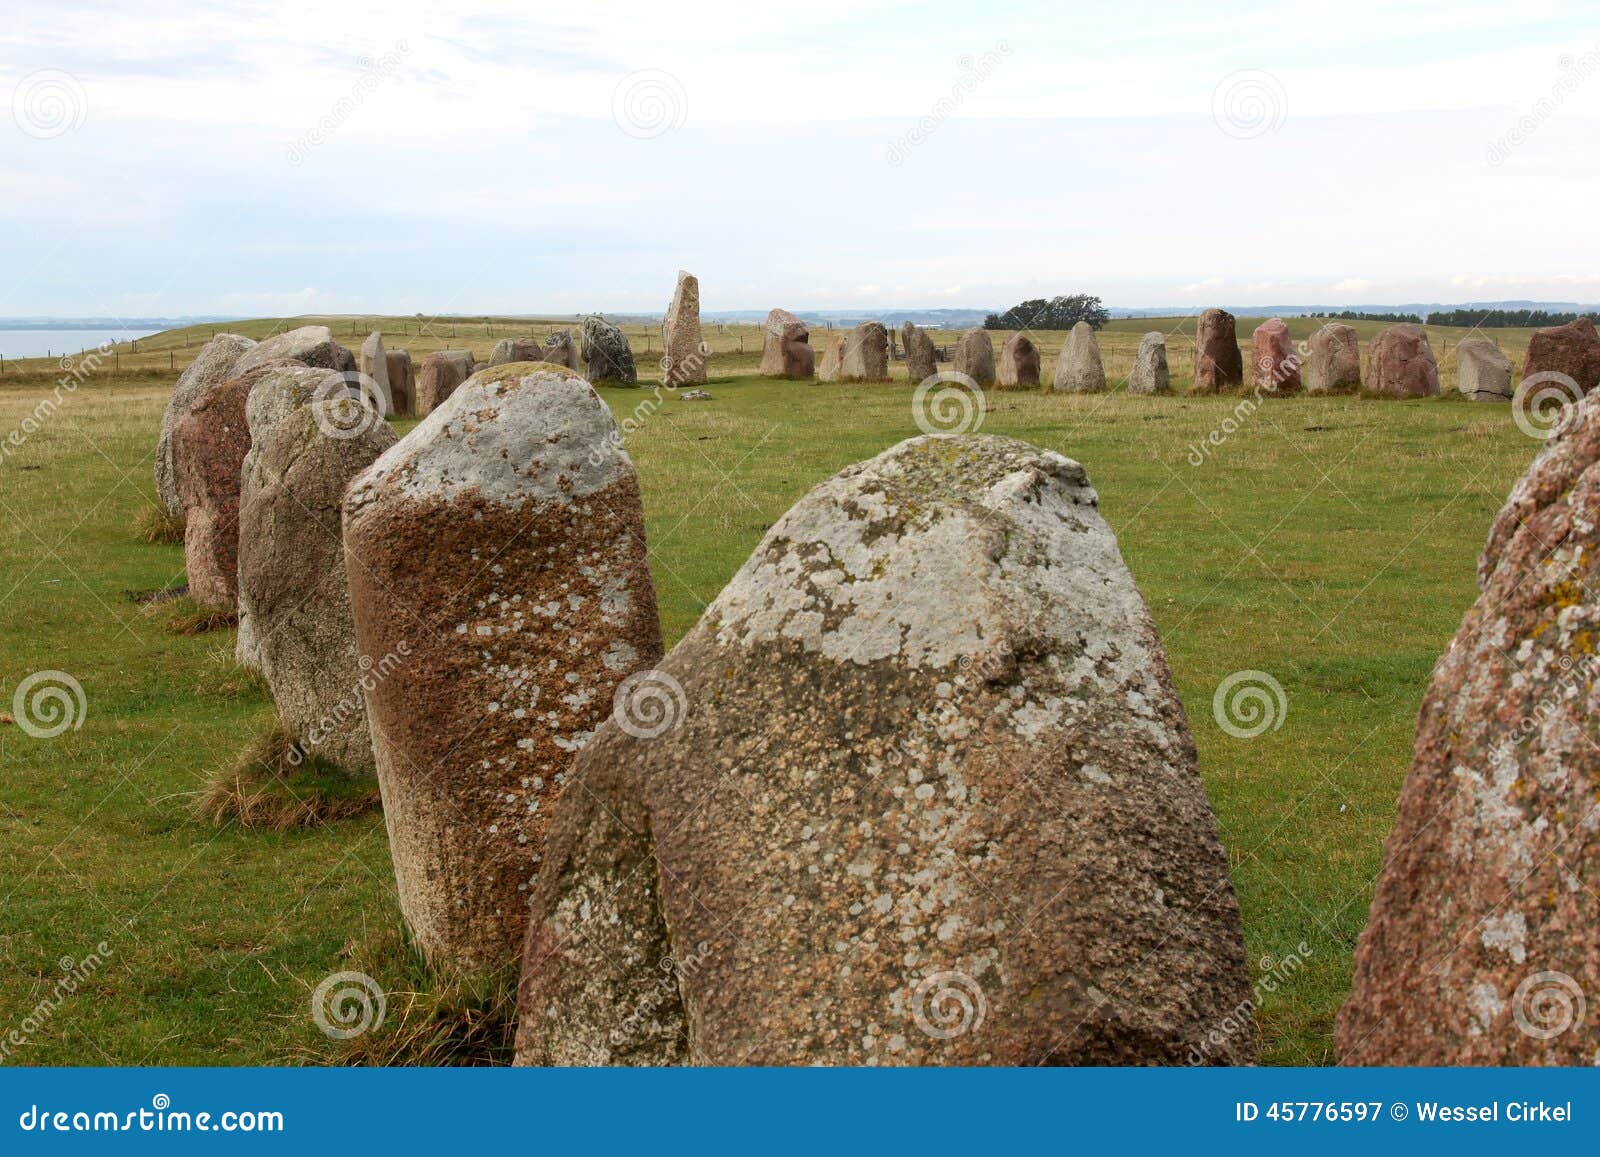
[903,322,936,382]
[1250,318,1302,393]
[952,328,996,387]
[1365,324,1440,398]
[235,364,351,670]
[1304,324,1362,394]
[385,349,414,416]
[817,333,846,383]
[837,322,890,382]
[239,402,396,777]
[1337,391,1600,1064]
[1521,316,1600,394]
[997,333,1041,388]
[1052,321,1106,393]
[490,338,541,367]
[171,372,254,609]
[156,334,256,515]
[758,309,814,379]
[359,331,393,415]
[235,325,356,375]
[581,316,637,384]
[1128,332,1171,395]
[1457,339,1513,402]
[542,330,582,372]
[1192,309,1244,394]
[417,351,474,417]
[514,434,1252,1066]
[344,365,663,976]
[663,270,707,386]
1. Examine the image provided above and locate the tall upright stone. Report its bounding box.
[817,333,846,383]
[581,316,637,384]
[997,333,1041,388]
[1192,309,1244,394]
[1128,332,1171,395]
[1457,339,1513,402]
[662,270,707,386]
[542,331,582,372]
[343,365,663,976]
[1365,324,1439,398]
[240,402,397,776]
[1337,391,1600,1063]
[156,334,256,515]
[416,351,474,417]
[1250,318,1302,393]
[1521,316,1600,395]
[903,322,936,382]
[952,328,996,387]
[1304,323,1362,394]
[171,371,255,609]
[1052,322,1106,393]
[490,338,541,367]
[759,309,814,379]
[385,349,414,417]
[515,435,1252,1066]
[359,331,393,415]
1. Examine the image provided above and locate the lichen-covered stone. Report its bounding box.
[817,333,845,383]
[837,321,889,382]
[1337,390,1600,1063]
[240,402,396,775]
[1192,309,1243,394]
[343,365,662,976]
[515,433,1252,1066]
[489,338,540,367]
[1365,324,1439,398]
[759,309,814,379]
[359,331,392,415]
[1521,316,1600,394]
[581,316,637,384]
[663,270,707,386]
[385,349,414,416]
[417,351,473,416]
[235,325,355,375]
[1457,339,1513,402]
[542,331,581,372]
[996,333,1040,389]
[1053,322,1105,393]
[952,328,995,387]
[1128,332,1170,395]
[172,370,256,609]
[902,322,936,382]
[1304,324,1361,394]
[156,334,255,514]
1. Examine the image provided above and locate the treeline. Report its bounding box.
[1311,310,1424,323]
[984,295,1109,331]
[1422,308,1588,329]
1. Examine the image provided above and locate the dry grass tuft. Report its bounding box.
[132,505,186,544]
[147,594,237,634]
[321,978,518,1067]
[198,723,381,830]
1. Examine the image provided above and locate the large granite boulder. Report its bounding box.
[997,333,1040,388]
[1192,309,1244,394]
[359,331,393,415]
[1521,316,1600,395]
[235,325,355,375]
[416,351,474,417]
[581,316,637,384]
[1250,318,1302,393]
[1052,322,1106,393]
[952,329,996,387]
[817,333,846,383]
[171,371,255,609]
[663,270,707,386]
[1304,324,1362,394]
[343,364,663,976]
[1337,391,1600,1063]
[155,334,256,514]
[542,331,582,372]
[759,309,814,379]
[385,349,414,416]
[490,339,541,367]
[1128,332,1171,395]
[239,402,396,776]
[835,322,889,382]
[1365,324,1439,398]
[903,322,936,382]
[1457,339,1513,402]
[514,434,1253,1066]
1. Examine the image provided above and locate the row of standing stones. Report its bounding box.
[151,290,1600,1064]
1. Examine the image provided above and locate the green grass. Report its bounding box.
[0,329,1545,1065]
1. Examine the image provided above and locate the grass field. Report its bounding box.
[0,315,1549,1065]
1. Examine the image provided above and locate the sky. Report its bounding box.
[2,0,1599,318]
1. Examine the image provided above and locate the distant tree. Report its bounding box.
[1316,309,1423,324]
[984,294,1109,331]
[1423,308,1587,328]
